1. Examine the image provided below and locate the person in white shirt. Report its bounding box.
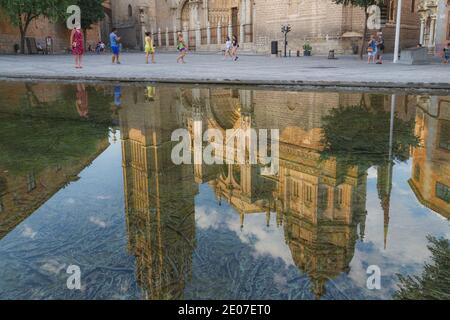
[224,37,232,60]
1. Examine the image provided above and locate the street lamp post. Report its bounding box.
[393,0,403,63]
[281,25,291,58]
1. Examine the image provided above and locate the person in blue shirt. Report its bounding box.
[443,43,449,64]
[110,28,121,64]
[367,35,377,64]
[114,86,121,107]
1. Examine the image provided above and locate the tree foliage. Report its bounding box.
[320,95,420,168]
[0,0,70,52]
[394,236,450,300]
[76,0,105,30]
[331,0,384,59]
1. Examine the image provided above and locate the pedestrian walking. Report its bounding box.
[224,36,232,60]
[70,27,84,69]
[376,32,385,64]
[177,33,187,64]
[443,43,449,64]
[232,35,239,61]
[110,28,121,64]
[367,35,377,64]
[145,32,155,64]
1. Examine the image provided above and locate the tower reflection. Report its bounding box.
[120,86,197,299]
[118,86,437,299]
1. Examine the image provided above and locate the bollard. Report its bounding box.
[328,50,336,59]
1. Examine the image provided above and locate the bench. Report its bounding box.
[25,37,46,54]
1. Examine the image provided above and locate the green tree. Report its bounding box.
[0,0,70,53]
[394,236,450,300]
[332,0,383,59]
[76,0,105,49]
[320,95,420,168]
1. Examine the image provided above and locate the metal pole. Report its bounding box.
[393,0,402,63]
[389,95,396,162]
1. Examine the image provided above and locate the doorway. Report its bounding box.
[231,7,239,40]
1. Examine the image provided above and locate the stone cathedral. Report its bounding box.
[110,0,422,54]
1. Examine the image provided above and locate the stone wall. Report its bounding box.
[0,9,102,54]
[107,0,420,54]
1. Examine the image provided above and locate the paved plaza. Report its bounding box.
[0,52,449,90]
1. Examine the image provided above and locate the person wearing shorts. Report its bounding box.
[376,33,385,64]
[443,43,449,64]
[176,33,187,64]
[110,28,121,64]
[224,37,232,60]
[144,32,155,64]
[367,35,377,64]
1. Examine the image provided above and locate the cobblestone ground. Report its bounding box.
[0,52,449,90]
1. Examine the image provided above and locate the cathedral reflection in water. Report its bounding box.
[118,86,449,299]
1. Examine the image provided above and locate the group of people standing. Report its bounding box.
[69,27,240,68]
[367,32,385,64]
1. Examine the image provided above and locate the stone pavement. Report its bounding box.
[0,52,449,90]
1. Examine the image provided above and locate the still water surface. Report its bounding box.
[0,82,448,300]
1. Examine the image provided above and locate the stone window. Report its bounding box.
[389,0,396,22]
[439,120,450,151]
[436,182,450,203]
[0,197,3,213]
[336,187,344,208]
[128,4,133,18]
[414,164,421,182]
[304,184,313,205]
[411,0,415,13]
[292,180,299,198]
[318,186,328,211]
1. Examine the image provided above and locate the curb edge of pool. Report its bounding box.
[1,73,449,93]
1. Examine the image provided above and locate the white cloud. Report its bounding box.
[89,216,107,228]
[21,226,37,240]
[40,260,66,275]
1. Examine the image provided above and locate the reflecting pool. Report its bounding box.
[0,82,448,300]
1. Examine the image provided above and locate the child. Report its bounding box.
[367,35,377,64]
[176,33,187,64]
[145,32,155,64]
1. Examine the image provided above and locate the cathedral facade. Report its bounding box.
[110,0,421,54]
[418,0,450,56]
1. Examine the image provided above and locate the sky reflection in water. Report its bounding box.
[0,82,448,300]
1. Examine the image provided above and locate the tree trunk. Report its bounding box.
[360,9,369,60]
[18,13,26,54]
[20,29,26,54]
[19,14,33,54]
[83,29,88,51]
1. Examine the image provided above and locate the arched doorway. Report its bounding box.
[180,1,196,49]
